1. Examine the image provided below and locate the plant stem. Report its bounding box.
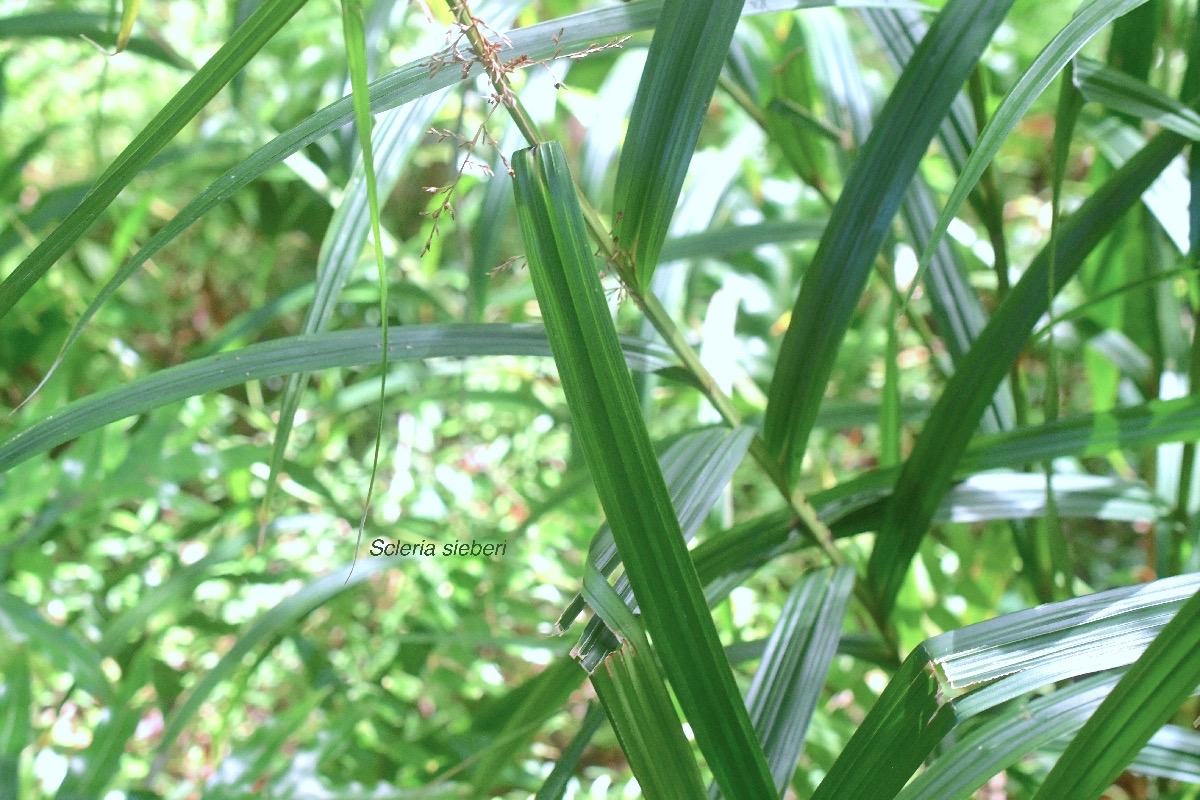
[445,0,544,147]
[1169,258,1200,576]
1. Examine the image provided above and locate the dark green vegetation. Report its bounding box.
[2,0,1200,797]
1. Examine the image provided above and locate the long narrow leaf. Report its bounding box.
[155,556,399,761]
[560,426,754,639]
[764,0,1013,477]
[810,652,955,800]
[258,96,446,525]
[20,0,912,393]
[0,650,30,798]
[1074,54,1200,138]
[0,325,675,475]
[283,0,517,346]
[895,673,1119,800]
[513,141,777,798]
[659,219,826,262]
[581,562,708,797]
[53,649,152,800]
[0,11,190,67]
[1124,725,1200,782]
[611,0,744,289]
[813,574,1200,799]
[904,178,1015,432]
[590,646,709,798]
[933,471,1161,524]
[534,703,606,800]
[859,7,978,171]
[337,0,389,570]
[470,659,583,795]
[0,0,308,321]
[737,565,855,796]
[928,573,1200,701]
[1086,115,1191,252]
[0,591,112,703]
[97,531,251,654]
[914,0,1150,290]
[696,395,1200,589]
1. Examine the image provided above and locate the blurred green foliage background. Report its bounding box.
[3,0,1200,797]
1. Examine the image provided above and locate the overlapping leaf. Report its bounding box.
[736,566,855,796]
[512,141,776,798]
[1033,584,1200,799]
[0,10,190,67]
[0,0,309,321]
[764,0,1014,478]
[914,0,1151,290]
[0,325,675,475]
[814,574,1200,798]
[871,127,1189,615]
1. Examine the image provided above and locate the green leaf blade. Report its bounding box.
[115,0,142,52]
[155,556,398,762]
[1033,585,1200,800]
[810,650,955,800]
[0,324,675,475]
[611,0,745,289]
[591,644,709,798]
[0,650,31,797]
[740,565,856,795]
[0,591,113,703]
[513,141,777,799]
[0,10,189,67]
[895,674,1118,800]
[764,0,1014,478]
[1074,54,1200,138]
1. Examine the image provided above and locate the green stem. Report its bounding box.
[445,0,545,147]
[1169,256,1200,575]
[968,68,1027,430]
[717,72,836,206]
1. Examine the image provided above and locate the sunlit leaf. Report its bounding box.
[0,325,675,475]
